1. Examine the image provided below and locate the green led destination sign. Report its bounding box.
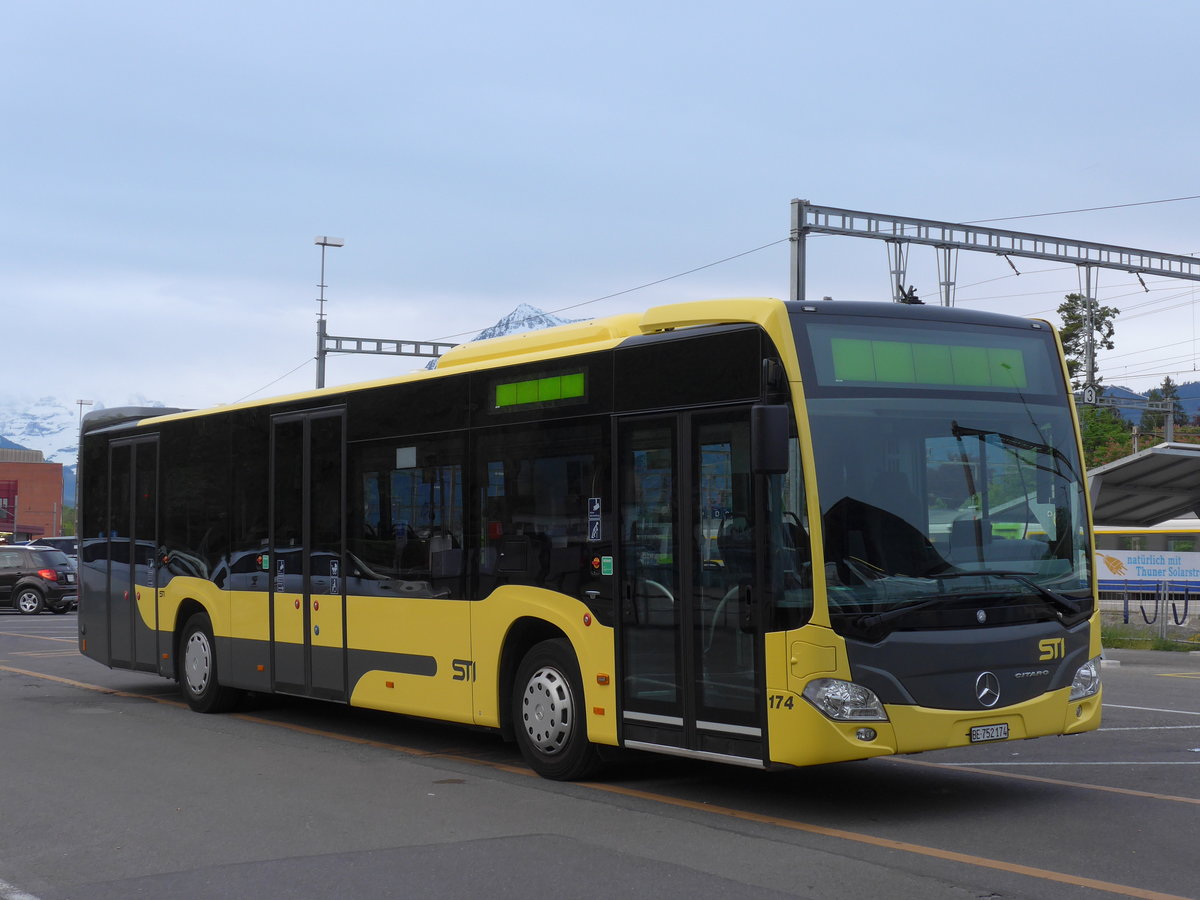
[830,338,1028,388]
[495,372,586,409]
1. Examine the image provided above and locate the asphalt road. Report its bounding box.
[1,610,1197,900]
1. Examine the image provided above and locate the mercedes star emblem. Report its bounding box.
[976,671,1001,708]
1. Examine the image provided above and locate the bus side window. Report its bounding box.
[475,418,610,606]
[772,436,813,629]
[348,436,465,599]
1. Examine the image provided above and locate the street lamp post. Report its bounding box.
[76,399,92,435]
[314,236,345,389]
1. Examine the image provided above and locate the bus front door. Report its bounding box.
[270,409,347,701]
[617,410,765,766]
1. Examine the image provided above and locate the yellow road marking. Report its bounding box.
[0,631,77,644]
[0,665,186,706]
[1157,672,1200,679]
[0,663,1191,900]
[579,781,1193,900]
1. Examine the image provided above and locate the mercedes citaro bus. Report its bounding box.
[78,298,1101,779]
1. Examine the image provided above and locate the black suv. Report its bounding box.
[0,545,77,614]
[26,536,79,564]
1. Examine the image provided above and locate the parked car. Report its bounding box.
[0,545,78,614]
[24,536,79,567]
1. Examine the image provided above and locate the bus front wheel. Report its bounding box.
[180,613,242,713]
[512,639,600,781]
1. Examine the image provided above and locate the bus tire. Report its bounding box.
[512,638,600,781]
[180,613,242,713]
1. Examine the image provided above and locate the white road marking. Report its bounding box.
[0,877,41,900]
[1105,704,1200,716]
[938,761,1200,766]
[1101,725,1200,731]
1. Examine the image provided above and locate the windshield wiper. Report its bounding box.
[854,595,955,630]
[986,572,1083,615]
[852,570,1085,630]
[917,569,1084,615]
[950,422,1078,482]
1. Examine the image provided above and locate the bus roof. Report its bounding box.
[86,297,1056,433]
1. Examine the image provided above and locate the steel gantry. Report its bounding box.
[788,198,1200,394]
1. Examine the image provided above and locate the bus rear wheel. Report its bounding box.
[180,613,242,713]
[512,638,599,781]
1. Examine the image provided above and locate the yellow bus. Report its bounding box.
[78,298,1101,779]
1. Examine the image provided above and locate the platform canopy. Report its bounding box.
[1088,442,1200,527]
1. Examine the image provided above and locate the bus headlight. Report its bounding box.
[1069,657,1101,701]
[802,678,888,721]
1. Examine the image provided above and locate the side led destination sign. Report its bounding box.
[495,372,586,409]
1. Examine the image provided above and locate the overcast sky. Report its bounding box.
[6,1,1200,411]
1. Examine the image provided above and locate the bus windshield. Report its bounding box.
[793,312,1093,636]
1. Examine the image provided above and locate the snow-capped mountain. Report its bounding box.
[427,303,586,369]
[0,397,80,464]
[472,303,584,341]
[0,395,167,509]
[0,395,167,464]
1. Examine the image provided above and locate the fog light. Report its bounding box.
[1076,704,1083,718]
[855,727,877,742]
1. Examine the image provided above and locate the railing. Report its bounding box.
[1099,581,1199,643]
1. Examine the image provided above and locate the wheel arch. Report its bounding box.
[171,597,209,680]
[14,578,45,597]
[497,616,569,741]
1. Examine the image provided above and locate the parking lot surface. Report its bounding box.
[1,611,1197,900]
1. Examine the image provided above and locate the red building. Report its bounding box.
[0,450,65,542]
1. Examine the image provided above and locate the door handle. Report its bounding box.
[621,582,637,622]
[739,584,756,632]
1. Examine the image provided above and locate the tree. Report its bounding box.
[1078,405,1132,468]
[1139,376,1187,435]
[1056,293,1119,389]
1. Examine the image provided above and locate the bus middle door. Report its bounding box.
[270,409,347,701]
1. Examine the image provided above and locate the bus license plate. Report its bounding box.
[970,723,1009,743]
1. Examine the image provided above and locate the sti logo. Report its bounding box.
[1038,638,1065,661]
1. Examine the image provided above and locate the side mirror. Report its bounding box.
[751,404,790,475]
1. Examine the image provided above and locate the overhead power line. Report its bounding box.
[431,237,790,342]
[239,194,1200,403]
[966,193,1200,225]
